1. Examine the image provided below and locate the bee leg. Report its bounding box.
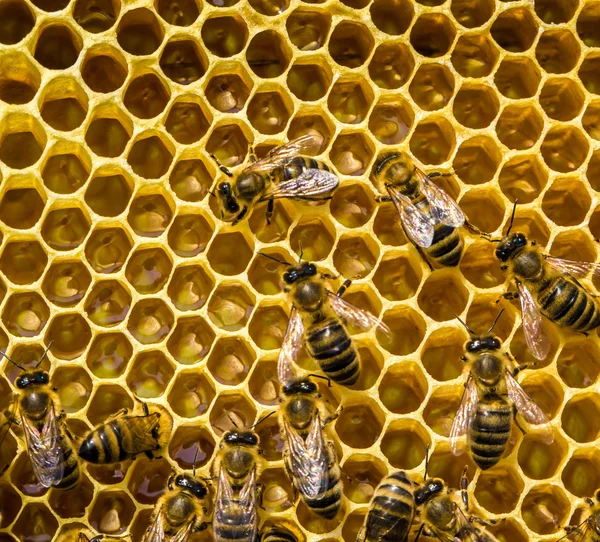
[414,523,426,541]
[512,363,532,377]
[257,483,266,510]
[375,195,392,203]
[104,408,130,423]
[427,172,452,179]
[469,516,497,527]
[460,466,469,510]
[194,521,210,532]
[497,291,519,303]
[320,272,339,281]
[512,405,527,436]
[265,199,274,225]
[336,279,352,298]
[249,147,258,163]
[463,220,491,239]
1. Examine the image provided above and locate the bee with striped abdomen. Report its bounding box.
[260,525,299,542]
[560,489,600,541]
[211,133,339,226]
[0,345,80,490]
[494,202,600,361]
[78,400,172,464]
[450,311,553,471]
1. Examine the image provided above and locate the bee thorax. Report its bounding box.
[236,172,265,200]
[513,250,543,280]
[166,493,195,525]
[474,354,503,385]
[21,392,51,420]
[223,448,255,478]
[424,496,455,529]
[294,281,325,312]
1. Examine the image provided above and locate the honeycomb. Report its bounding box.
[0,0,600,539]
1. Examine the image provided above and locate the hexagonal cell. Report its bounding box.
[378,306,426,355]
[127,298,174,345]
[205,123,249,167]
[332,235,379,280]
[260,468,295,514]
[33,24,82,70]
[490,8,538,53]
[0,115,46,169]
[12,503,58,540]
[562,448,600,497]
[498,155,547,204]
[84,280,131,327]
[451,0,493,28]
[128,135,174,180]
[169,426,215,477]
[86,384,133,427]
[205,71,252,113]
[460,241,505,289]
[73,0,119,33]
[368,42,414,90]
[247,250,290,296]
[521,485,570,535]
[156,0,199,26]
[451,33,498,78]
[86,461,131,487]
[422,385,463,437]
[165,101,211,145]
[209,392,257,436]
[335,399,384,449]
[85,172,133,217]
[2,292,49,337]
[287,62,332,102]
[578,3,600,47]
[85,227,133,274]
[558,340,600,389]
[168,371,215,418]
[248,304,288,350]
[0,51,40,105]
[451,136,500,186]
[41,149,90,194]
[201,16,247,57]
[518,430,567,480]
[330,132,374,176]
[0,240,47,285]
[379,362,428,414]
[52,365,93,413]
[207,337,256,386]
[166,315,215,364]
[247,90,292,135]
[0,187,44,230]
[86,332,132,379]
[452,83,499,129]
[562,393,600,443]
[421,326,465,381]
[81,47,127,93]
[85,114,131,158]
[541,125,589,173]
[89,490,135,536]
[246,30,291,78]
[330,182,376,229]
[117,8,163,55]
[207,284,255,332]
[417,272,469,322]
[206,231,253,275]
[125,247,172,295]
[410,13,455,58]
[466,296,515,340]
[368,98,413,146]
[588,150,600,192]
[10,451,48,497]
[41,207,91,252]
[169,158,212,203]
[542,177,590,227]
[494,57,541,99]
[410,117,455,166]
[461,186,504,234]
[584,100,600,142]
[159,39,207,85]
[40,79,88,132]
[536,29,580,74]
[550,230,597,265]
[540,77,585,122]
[342,455,386,505]
[123,73,170,119]
[127,456,171,505]
[167,264,214,312]
[285,8,330,51]
[0,0,34,45]
[126,350,174,399]
[328,79,373,125]
[329,20,375,67]
[0,482,22,528]
[45,313,91,360]
[408,64,454,112]
[535,0,577,24]
[380,420,429,469]
[495,103,544,152]
[370,0,412,35]
[128,193,173,238]
[167,213,213,258]
[41,260,91,308]
[248,358,280,406]
[474,466,524,514]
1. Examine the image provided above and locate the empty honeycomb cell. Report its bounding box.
[588,150,600,191]
[2,292,49,337]
[290,217,336,259]
[379,361,428,414]
[521,484,570,535]
[248,358,280,405]
[370,0,413,35]
[490,8,538,53]
[205,71,252,113]
[287,61,332,101]
[86,461,131,486]
[206,231,253,275]
[466,296,515,340]
[378,306,426,355]
[248,304,287,350]
[535,29,580,75]
[451,0,494,28]
[552,228,597,260]
[41,207,91,251]
[12,503,58,541]
[166,315,215,363]
[452,83,499,129]
[460,241,505,288]
[409,117,455,165]
[423,385,463,437]
[260,468,295,513]
[209,392,257,436]
[168,371,215,417]
[562,448,600,497]
[33,24,82,71]
[125,247,173,295]
[126,350,175,398]
[540,78,585,122]
[578,2,600,46]
[579,53,600,95]
[165,100,211,144]
[518,431,567,480]
[558,340,600,389]
[368,98,413,145]
[248,250,290,295]
[0,187,45,230]
[335,399,384,449]
[201,16,248,58]
[127,198,171,241]
[286,8,330,51]
[452,136,501,185]
[89,490,135,536]
[246,30,291,78]
[46,313,91,359]
[330,183,375,229]
[39,79,89,132]
[127,298,174,345]
[117,8,164,56]
[0,240,47,285]
[11,452,49,497]
[328,79,373,125]
[332,235,379,279]
[0,51,40,105]
[421,326,464,381]
[543,177,591,227]
[85,226,133,274]
[53,365,93,413]
[87,384,133,427]
[159,39,208,85]
[541,125,589,173]
[123,73,170,119]
[495,104,544,152]
[330,132,374,176]
[0,0,34,45]
[168,425,215,470]
[206,123,249,167]
[380,420,429,469]
[460,187,505,234]
[494,57,541,99]
[451,34,499,78]
[408,64,454,112]
[81,48,128,93]
[207,284,255,332]
[583,100,600,142]
[247,90,293,135]
[85,114,131,158]
[0,115,46,169]
[342,455,387,505]
[128,135,174,180]
[167,213,213,258]
[475,466,525,514]
[41,149,90,194]
[127,457,171,505]
[73,0,119,33]
[169,158,213,202]
[342,510,367,542]
[417,272,469,322]
[329,21,374,69]
[84,280,131,327]
[85,171,133,217]
[410,14,456,58]
[167,263,214,311]
[0,483,21,528]
[156,0,199,26]
[534,0,577,23]
[498,155,548,204]
[368,42,414,90]
[562,394,600,443]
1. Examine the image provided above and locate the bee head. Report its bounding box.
[414,478,445,505]
[283,262,317,285]
[174,474,208,499]
[282,379,318,396]
[466,335,502,353]
[495,232,527,262]
[217,181,241,221]
[15,370,49,389]
[223,430,259,447]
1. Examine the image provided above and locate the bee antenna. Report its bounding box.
[225,411,239,429]
[192,446,200,477]
[424,443,431,480]
[251,411,275,429]
[487,309,505,334]
[307,374,332,387]
[209,190,217,199]
[453,314,476,336]
[37,341,53,368]
[0,350,25,371]
[210,153,233,178]
[506,198,519,236]
[298,241,304,263]
[257,252,292,267]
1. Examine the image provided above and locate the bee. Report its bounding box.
[260,525,299,542]
[210,133,339,226]
[78,399,172,464]
[0,345,80,489]
[78,533,130,542]
[560,489,600,541]
[261,252,389,386]
[494,202,600,361]
[450,311,553,471]
[212,413,272,542]
[372,152,476,268]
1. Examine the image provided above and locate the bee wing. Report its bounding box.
[505,369,554,444]
[387,185,435,248]
[517,282,551,361]
[120,413,161,455]
[238,469,259,542]
[453,506,501,542]
[142,507,166,542]
[170,520,194,542]
[21,406,65,488]
[417,169,465,228]
[246,134,321,173]
[278,308,304,387]
[563,521,592,542]
[260,169,339,201]
[215,468,258,542]
[544,255,600,278]
[450,375,479,456]
[326,291,390,336]
[285,415,329,499]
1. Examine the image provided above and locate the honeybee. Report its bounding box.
[560,490,600,541]
[0,346,80,489]
[450,311,553,471]
[372,152,475,268]
[210,133,339,225]
[261,252,389,386]
[260,525,299,542]
[78,400,172,464]
[211,414,271,542]
[494,202,600,361]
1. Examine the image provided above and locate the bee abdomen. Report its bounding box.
[283,157,330,181]
[469,400,512,471]
[78,420,125,464]
[214,515,255,542]
[426,224,463,267]
[540,278,600,332]
[55,437,80,489]
[304,462,342,519]
[261,527,298,542]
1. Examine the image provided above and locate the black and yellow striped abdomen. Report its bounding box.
[302,444,342,519]
[361,471,414,542]
[261,526,298,542]
[469,397,512,471]
[281,156,331,183]
[213,491,256,542]
[305,317,360,386]
[55,433,80,489]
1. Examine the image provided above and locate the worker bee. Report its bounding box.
[450,311,553,471]
[78,400,172,464]
[494,202,600,361]
[210,133,339,226]
[260,252,389,386]
[560,489,600,541]
[212,413,272,542]
[260,525,299,542]
[0,346,80,489]
[372,152,475,268]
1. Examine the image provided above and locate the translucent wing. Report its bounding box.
[21,406,64,488]
[387,185,435,248]
[277,308,304,387]
[417,169,465,228]
[261,169,339,201]
[120,413,161,455]
[454,507,501,542]
[563,520,592,542]
[544,255,600,278]
[170,520,194,542]
[238,468,258,542]
[517,282,551,361]
[285,414,329,499]
[505,370,554,445]
[142,507,166,542]
[215,468,257,542]
[326,291,390,336]
[450,375,479,456]
[246,134,321,173]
